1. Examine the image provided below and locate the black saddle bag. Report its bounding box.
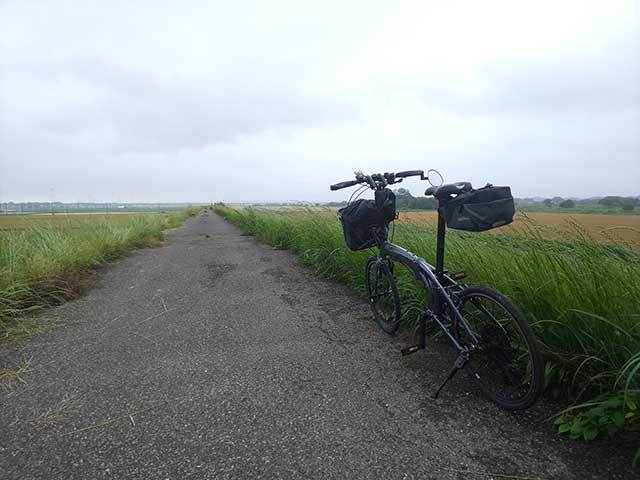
[445,185,515,232]
[338,190,396,251]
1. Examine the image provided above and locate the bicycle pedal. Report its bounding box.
[451,271,467,281]
[400,345,421,356]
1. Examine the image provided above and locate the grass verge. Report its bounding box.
[0,207,200,340]
[214,205,640,461]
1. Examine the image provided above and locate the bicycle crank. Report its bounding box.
[400,311,431,356]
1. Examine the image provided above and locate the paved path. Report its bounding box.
[0,212,635,479]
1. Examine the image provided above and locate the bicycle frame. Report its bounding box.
[376,205,481,353]
[332,173,542,406]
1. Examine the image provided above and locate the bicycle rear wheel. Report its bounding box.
[455,286,544,410]
[365,257,401,334]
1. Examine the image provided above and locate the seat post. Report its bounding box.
[435,203,446,277]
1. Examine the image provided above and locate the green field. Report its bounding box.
[214,205,640,456]
[0,208,200,339]
[520,206,640,216]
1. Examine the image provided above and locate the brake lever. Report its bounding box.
[365,175,376,189]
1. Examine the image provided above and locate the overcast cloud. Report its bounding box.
[1,0,638,202]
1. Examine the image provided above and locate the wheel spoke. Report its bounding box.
[456,289,542,408]
[366,258,400,335]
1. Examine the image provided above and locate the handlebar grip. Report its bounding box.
[330,180,359,191]
[395,170,424,178]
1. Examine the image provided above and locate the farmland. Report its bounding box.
[400,210,640,249]
[0,212,173,230]
[214,205,640,456]
[0,208,199,338]
[273,207,640,249]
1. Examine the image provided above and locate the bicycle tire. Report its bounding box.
[365,256,401,334]
[455,285,544,410]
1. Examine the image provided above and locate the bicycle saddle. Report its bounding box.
[425,181,472,198]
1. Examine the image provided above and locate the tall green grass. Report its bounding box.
[0,208,200,337]
[214,205,640,452]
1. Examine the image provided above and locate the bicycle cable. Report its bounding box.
[348,184,369,205]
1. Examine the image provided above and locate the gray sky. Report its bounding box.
[1,0,639,203]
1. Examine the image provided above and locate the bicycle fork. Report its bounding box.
[400,309,470,399]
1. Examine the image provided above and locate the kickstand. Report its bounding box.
[432,354,468,399]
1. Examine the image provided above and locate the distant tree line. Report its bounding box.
[393,188,437,210]
[326,192,638,211]
[539,196,638,211]
[597,196,638,210]
[325,189,436,210]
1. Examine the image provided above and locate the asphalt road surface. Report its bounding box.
[0,212,635,479]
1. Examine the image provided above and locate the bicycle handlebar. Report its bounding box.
[330,180,359,191]
[329,170,424,191]
[395,170,424,178]
[330,168,474,201]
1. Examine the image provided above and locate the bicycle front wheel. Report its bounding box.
[455,286,544,410]
[365,257,401,334]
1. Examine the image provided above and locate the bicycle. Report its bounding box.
[330,170,544,410]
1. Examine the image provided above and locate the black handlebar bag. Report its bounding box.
[445,185,515,232]
[338,189,396,251]
[338,198,388,251]
[375,188,397,223]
